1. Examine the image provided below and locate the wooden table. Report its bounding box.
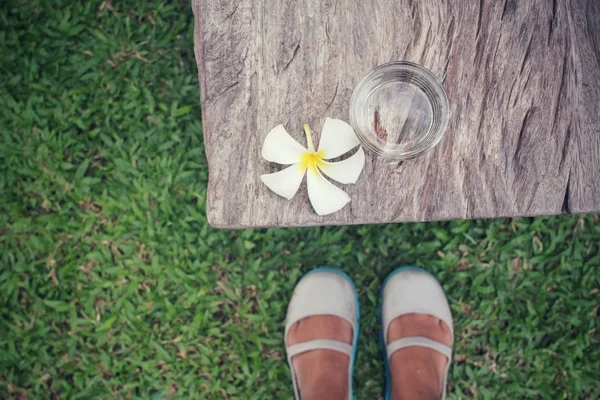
[192,0,600,228]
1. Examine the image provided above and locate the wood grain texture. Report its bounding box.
[193,0,600,228]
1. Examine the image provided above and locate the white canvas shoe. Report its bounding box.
[381,266,453,400]
[284,267,360,400]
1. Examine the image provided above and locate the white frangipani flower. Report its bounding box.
[260,118,365,216]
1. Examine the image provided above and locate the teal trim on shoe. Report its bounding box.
[378,266,429,400]
[303,267,360,400]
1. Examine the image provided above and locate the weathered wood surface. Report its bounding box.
[193,0,600,228]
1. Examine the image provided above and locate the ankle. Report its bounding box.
[392,384,439,400]
[301,381,347,400]
[391,352,443,400]
[295,352,349,400]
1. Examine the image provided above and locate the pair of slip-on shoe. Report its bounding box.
[285,267,453,400]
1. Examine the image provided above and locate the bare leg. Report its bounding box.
[287,315,353,400]
[388,313,452,400]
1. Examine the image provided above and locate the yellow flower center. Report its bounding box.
[299,123,326,173]
[300,151,326,173]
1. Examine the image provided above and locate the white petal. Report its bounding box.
[317,118,360,160]
[260,164,306,200]
[262,125,307,164]
[306,167,351,216]
[319,147,365,184]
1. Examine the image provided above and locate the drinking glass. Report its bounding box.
[350,61,450,161]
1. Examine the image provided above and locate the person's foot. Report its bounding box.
[287,315,353,400]
[387,313,452,400]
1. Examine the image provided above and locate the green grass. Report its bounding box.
[1,0,599,398]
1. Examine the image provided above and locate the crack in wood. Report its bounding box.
[519,33,534,75]
[478,143,487,170]
[402,40,411,59]
[281,43,300,73]
[561,171,571,213]
[550,52,569,136]
[502,0,509,20]
[447,16,455,40]
[525,181,540,212]
[419,24,432,63]
[410,12,422,52]
[323,82,339,112]
[508,75,519,107]
[441,57,451,83]
[425,23,432,44]
[442,18,455,82]
[558,123,572,172]
[548,0,559,45]
[223,80,239,93]
[465,195,475,219]
[222,3,240,22]
[211,47,248,102]
[410,0,417,20]
[333,0,340,14]
[490,186,500,212]
[514,106,534,160]
[476,87,489,141]
[514,71,533,108]
[548,0,557,45]
[476,0,484,39]
[490,29,503,74]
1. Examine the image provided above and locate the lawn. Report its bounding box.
[1,0,599,399]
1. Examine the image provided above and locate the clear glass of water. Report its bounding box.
[350,61,450,161]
